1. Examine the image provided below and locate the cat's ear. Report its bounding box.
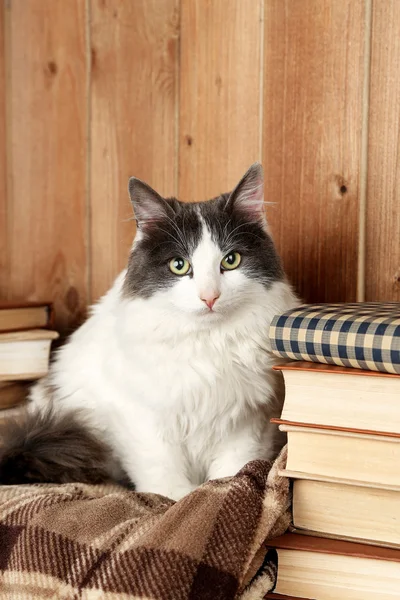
[128,177,169,230]
[226,163,264,221]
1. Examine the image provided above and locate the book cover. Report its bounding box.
[0,302,54,332]
[273,419,400,487]
[0,381,30,409]
[266,533,400,561]
[267,534,400,599]
[271,416,400,438]
[292,479,400,547]
[269,303,400,374]
[264,595,312,600]
[273,363,400,434]
[0,329,59,380]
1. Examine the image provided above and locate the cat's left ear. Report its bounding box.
[226,163,265,221]
[128,177,170,230]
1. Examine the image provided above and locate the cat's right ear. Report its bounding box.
[225,163,265,222]
[128,178,169,230]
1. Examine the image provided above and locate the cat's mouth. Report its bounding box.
[197,306,221,318]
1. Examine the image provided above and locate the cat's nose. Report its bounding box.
[200,293,220,310]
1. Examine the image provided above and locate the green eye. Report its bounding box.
[221,252,241,271]
[169,257,191,275]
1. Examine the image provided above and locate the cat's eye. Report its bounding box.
[221,252,241,271]
[169,257,191,276]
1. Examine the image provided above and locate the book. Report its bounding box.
[0,381,30,410]
[267,533,400,599]
[275,421,400,488]
[292,478,400,547]
[264,596,311,599]
[264,595,311,599]
[274,362,400,434]
[269,303,400,374]
[0,302,53,332]
[0,329,59,381]
[264,595,312,599]
[0,403,28,426]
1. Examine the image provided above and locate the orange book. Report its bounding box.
[264,595,312,599]
[274,362,400,434]
[0,302,53,332]
[272,418,400,488]
[0,329,59,381]
[290,478,400,548]
[0,381,30,409]
[267,533,400,599]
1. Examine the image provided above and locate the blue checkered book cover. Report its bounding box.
[269,303,400,375]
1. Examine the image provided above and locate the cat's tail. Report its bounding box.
[0,407,112,485]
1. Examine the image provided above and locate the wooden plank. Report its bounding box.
[366,1,400,302]
[3,0,87,332]
[263,1,366,303]
[90,0,179,300]
[0,2,7,295]
[179,0,262,202]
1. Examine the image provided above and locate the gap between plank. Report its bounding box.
[175,0,181,198]
[258,0,264,163]
[85,0,92,306]
[4,0,12,281]
[357,0,373,302]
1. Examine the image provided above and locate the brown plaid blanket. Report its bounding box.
[0,448,290,599]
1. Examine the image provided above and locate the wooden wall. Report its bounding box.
[0,0,399,332]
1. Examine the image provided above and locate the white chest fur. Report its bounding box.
[31,272,296,499]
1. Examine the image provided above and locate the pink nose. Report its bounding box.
[201,294,220,310]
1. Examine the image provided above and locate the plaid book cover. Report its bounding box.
[269,303,400,374]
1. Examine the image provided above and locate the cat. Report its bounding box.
[0,163,298,500]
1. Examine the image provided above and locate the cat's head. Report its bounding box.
[123,164,285,325]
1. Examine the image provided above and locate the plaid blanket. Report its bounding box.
[0,448,290,599]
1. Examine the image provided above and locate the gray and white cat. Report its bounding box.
[0,163,298,500]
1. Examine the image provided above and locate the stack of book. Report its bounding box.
[266,303,400,600]
[0,303,58,423]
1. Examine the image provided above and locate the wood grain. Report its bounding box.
[366,1,400,302]
[179,0,262,202]
[90,0,179,301]
[0,2,7,297]
[2,1,399,317]
[3,0,87,333]
[263,0,366,303]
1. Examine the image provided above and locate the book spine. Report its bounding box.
[269,316,400,375]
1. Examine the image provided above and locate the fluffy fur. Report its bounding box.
[0,163,298,500]
[0,408,111,484]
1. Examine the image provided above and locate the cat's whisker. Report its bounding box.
[222,218,232,241]
[150,240,183,253]
[0,165,297,498]
[156,228,186,253]
[224,222,258,246]
[224,223,245,245]
[226,231,265,246]
[162,214,188,250]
